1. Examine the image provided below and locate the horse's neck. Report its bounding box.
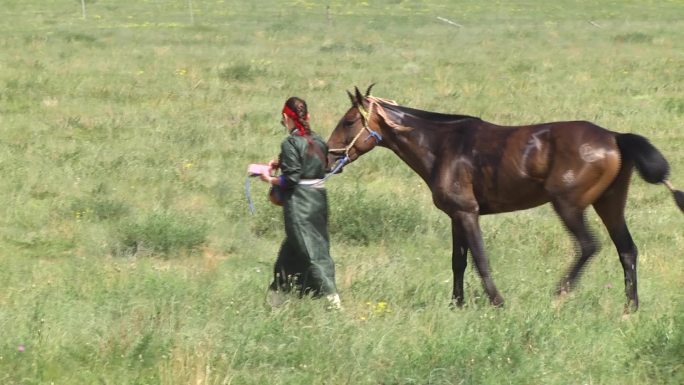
[380,123,438,183]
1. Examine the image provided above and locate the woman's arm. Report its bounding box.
[275,137,302,188]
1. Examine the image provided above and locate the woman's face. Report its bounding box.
[281,113,295,131]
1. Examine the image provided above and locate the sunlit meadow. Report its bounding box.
[0,1,682,384]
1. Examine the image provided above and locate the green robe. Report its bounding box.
[269,131,337,297]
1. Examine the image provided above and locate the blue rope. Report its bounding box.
[315,155,349,185]
[245,176,256,214]
[365,130,383,143]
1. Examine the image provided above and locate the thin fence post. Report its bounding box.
[81,0,87,19]
[188,0,194,24]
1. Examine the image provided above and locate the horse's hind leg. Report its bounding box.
[593,166,639,312]
[552,200,599,295]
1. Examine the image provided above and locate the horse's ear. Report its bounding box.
[346,90,355,106]
[365,83,376,97]
[354,86,364,105]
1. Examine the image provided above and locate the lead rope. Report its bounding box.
[245,154,349,215]
[245,176,257,214]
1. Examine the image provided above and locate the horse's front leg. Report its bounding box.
[451,219,468,307]
[455,211,505,307]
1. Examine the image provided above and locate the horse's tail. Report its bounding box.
[617,133,684,212]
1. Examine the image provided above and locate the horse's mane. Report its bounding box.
[376,100,480,127]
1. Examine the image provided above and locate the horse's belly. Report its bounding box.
[478,184,550,215]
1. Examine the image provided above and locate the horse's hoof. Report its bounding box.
[623,301,639,315]
[449,299,465,309]
[552,296,565,311]
[266,290,288,309]
[491,296,505,308]
[555,285,571,297]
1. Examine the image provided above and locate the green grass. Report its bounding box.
[1,1,683,384]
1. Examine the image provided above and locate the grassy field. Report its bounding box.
[1,1,683,384]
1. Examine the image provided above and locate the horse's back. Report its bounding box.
[470,120,620,213]
[464,122,554,213]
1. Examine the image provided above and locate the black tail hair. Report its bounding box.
[617,133,684,213]
[616,133,669,184]
[674,190,684,212]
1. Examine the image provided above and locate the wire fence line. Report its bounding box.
[1,1,682,35]
[0,2,454,36]
[0,1,435,19]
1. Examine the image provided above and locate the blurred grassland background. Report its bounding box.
[0,0,682,384]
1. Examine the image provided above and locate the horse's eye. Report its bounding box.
[344,117,361,127]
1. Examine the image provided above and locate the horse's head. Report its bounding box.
[326,84,383,172]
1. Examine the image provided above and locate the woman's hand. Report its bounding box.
[259,170,273,184]
[260,158,279,184]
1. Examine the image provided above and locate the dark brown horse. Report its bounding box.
[327,85,684,311]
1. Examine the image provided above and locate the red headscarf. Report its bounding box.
[282,105,307,136]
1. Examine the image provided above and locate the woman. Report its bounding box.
[260,96,340,309]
